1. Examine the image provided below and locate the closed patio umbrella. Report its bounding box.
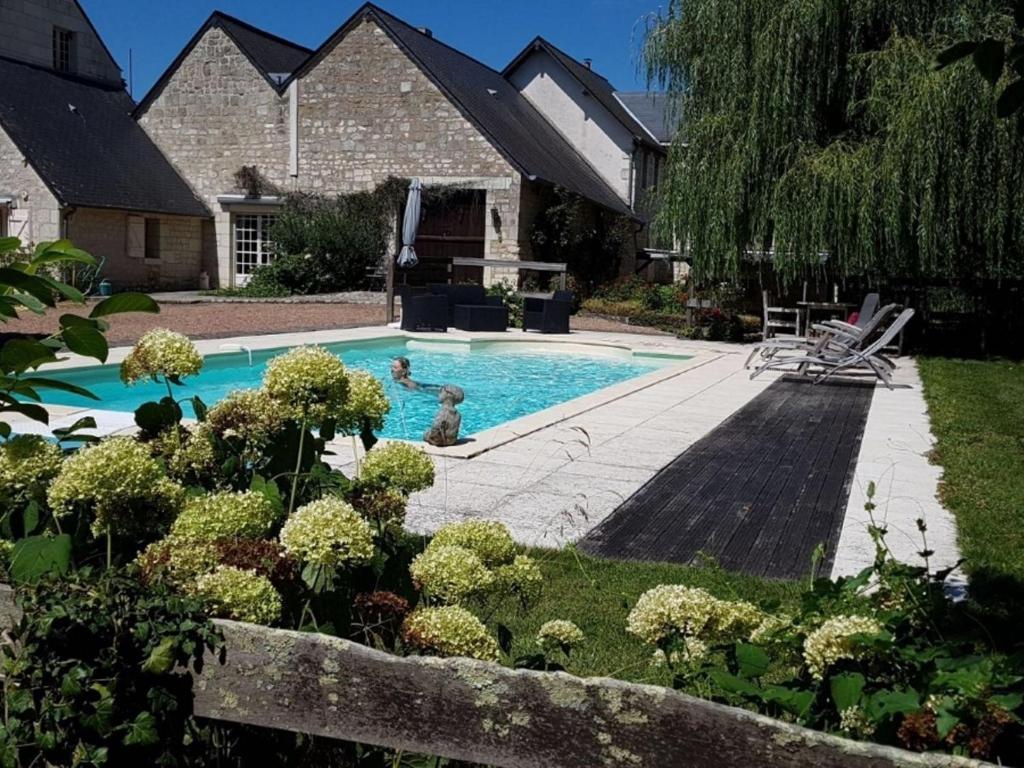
[397,178,422,269]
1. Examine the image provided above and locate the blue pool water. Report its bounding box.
[42,340,683,440]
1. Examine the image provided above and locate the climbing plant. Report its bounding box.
[643,0,1024,283]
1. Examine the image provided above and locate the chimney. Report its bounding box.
[418,27,433,38]
[583,58,592,69]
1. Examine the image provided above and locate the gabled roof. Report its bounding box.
[0,56,209,217]
[614,92,678,145]
[136,11,311,114]
[213,12,312,81]
[503,37,663,151]
[286,4,632,215]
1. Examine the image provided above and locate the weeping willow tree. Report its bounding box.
[645,0,1024,283]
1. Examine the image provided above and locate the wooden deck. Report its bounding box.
[580,377,875,579]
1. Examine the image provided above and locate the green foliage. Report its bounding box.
[266,188,399,294]
[529,187,633,295]
[0,568,223,767]
[938,0,1024,116]
[0,237,158,434]
[644,0,1024,282]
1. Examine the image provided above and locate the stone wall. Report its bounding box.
[0,124,62,245]
[68,208,204,290]
[0,0,121,84]
[296,19,515,192]
[137,27,292,203]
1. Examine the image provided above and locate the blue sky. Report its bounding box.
[84,0,665,101]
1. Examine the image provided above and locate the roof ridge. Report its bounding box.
[210,10,313,54]
[364,3,508,79]
[534,35,614,85]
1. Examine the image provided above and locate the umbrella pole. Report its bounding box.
[386,245,396,324]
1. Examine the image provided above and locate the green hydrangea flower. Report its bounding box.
[263,346,349,425]
[0,434,63,506]
[48,437,184,537]
[536,619,584,652]
[171,491,279,542]
[120,328,203,384]
[626,584,763,648]
[137,535,219,590]
[410,545,494,604]
[195,566,281,625]
[494,554,544,606]
[430,520,516,567]
[152,423,219,485]
[359,442,434,494]
[206,388,287,448]
[803,614,882,680]
[402,606,499,662]
[337,369,390,434]
[278,498,374,568]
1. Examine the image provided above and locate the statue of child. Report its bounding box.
[423,384,464,447]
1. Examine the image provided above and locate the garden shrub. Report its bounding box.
[0,568,224,767]
[265,189,396,294]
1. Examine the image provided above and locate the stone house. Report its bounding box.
[0,0,210,289]
[503,37,673,217]
[135,4,641,290]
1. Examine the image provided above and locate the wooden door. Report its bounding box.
[401,190,485,286]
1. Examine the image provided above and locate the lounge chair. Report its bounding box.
[523,290,572,334]
[749,308,915,389]
[744,302,898,369]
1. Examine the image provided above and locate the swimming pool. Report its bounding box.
[42,339,688,440]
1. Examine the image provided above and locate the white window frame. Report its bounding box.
[232,213,277,286]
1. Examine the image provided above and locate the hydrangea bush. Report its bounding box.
[359,442,435,494]
[0,434,63,507]
[262,345,349,426]
[120,328,203,385]
[402,605,500,662]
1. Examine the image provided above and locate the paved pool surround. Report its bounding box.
[11,326,960,581]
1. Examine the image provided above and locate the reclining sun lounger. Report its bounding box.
[749,308,915,389]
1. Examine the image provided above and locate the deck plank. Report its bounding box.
[579,377,874,578]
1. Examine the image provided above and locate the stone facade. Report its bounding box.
[68,208,204,290]
[139,18,540,288]
[0,0,121,84]
[0,124,62,245]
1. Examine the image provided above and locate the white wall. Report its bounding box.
[508,50,634,204]
[0,0,121,83]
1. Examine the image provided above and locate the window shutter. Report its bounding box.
[127,216,145,259]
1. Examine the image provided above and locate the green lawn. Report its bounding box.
[492,547,801,683]
[918,358,1024,584]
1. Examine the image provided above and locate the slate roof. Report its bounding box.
[0,56,209,217]
[288,4,632,215]
[614,92,678,145]
[210,13,311,82]
[503,37,663,151]
[136,11,311,112]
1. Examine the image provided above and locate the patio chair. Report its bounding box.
[398,286,448,332]
[761,290,802,341]
[750,308,915,389]
[744,302,899,370]
[523,290,572,334]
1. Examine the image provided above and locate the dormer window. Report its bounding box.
[53,27,74,73]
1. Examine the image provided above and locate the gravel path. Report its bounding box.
[6,304,666,347]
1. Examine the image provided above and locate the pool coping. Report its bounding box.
[24,327,714,458]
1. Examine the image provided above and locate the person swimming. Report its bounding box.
[390,356,440,392]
